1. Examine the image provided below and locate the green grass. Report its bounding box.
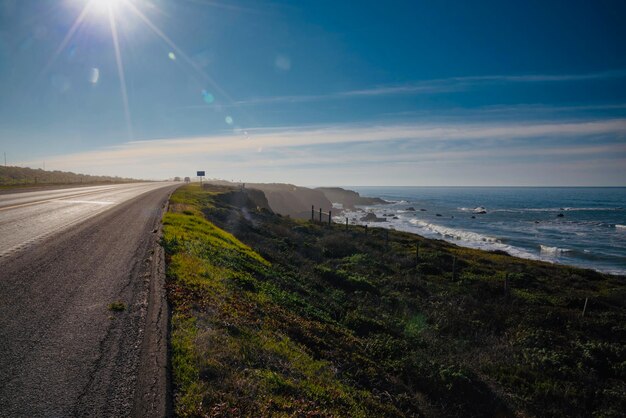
[163,184,626,417]
[107,301,126,312]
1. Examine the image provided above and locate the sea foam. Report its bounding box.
[409,219,498,243]
[539,245,572,256]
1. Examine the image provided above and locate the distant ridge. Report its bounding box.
[206,181,391,218]
[315,186,389,209]
[0,166,141,187]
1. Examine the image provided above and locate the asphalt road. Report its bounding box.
[0,182,179,417]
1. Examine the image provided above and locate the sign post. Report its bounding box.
[197,171,205,187]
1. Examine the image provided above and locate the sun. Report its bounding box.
[52,0,231,142]
[89,0,126,15]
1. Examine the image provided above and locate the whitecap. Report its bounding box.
[409,219,499,243]
[539,245,571,256]
[494,207,624,213]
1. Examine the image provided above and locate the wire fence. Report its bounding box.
[311,205,333,225]
[312,202,590,314]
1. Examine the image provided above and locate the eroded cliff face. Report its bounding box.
[249,184,332,219]
[213,187,272,212]
[206,180,333,219]
[207,181,390,218]
[315,187,388,209]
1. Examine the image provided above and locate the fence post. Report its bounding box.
[311,205,314,222]
[452,255,457,281]
[329,210,332,225]
[364,224,368,235]
[319,207,322,223]
[415,242,420,268]
[582,297,589,317]
[504,273,509,297]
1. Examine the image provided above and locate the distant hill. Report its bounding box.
[315,186,389,209]
[0,166,140,187]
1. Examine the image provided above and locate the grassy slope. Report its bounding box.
[163,184,626,417]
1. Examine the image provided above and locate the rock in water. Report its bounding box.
[360,213,387,222]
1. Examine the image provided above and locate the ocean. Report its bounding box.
[341,187,626,275]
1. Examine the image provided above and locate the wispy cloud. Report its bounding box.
[226,69,626,107]
[242,143,626,169]
[20,118,626,172]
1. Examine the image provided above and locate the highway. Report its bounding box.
[0,183,177,258]
[0,182,179,417]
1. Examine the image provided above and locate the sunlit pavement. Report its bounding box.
[0,182,176,258]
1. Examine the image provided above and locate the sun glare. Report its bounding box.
[89,0,125,14]
[50,0,232,141]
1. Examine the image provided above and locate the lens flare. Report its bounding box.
[202,90,214,104]
[89,67,100,84]
[46,0,251,142]
[107,1,133,139]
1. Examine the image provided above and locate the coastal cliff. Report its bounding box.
[315,186,389,209]
[206,181,389,218]
[208,180,333,218]
[248,183,332,218]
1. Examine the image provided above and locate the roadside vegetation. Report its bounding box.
[162,184,626,417]
[107,301,126,312]
[0,165,139,188]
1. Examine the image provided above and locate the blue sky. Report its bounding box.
[0,0,625,185]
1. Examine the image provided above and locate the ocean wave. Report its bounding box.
[409,219,498,243]
[339,207,625,275]
[493,207,624,213]
[398,219,539,260]
[458,206,487,213]
[539,245,572,256]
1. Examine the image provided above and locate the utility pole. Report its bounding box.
[4,152,6,167]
